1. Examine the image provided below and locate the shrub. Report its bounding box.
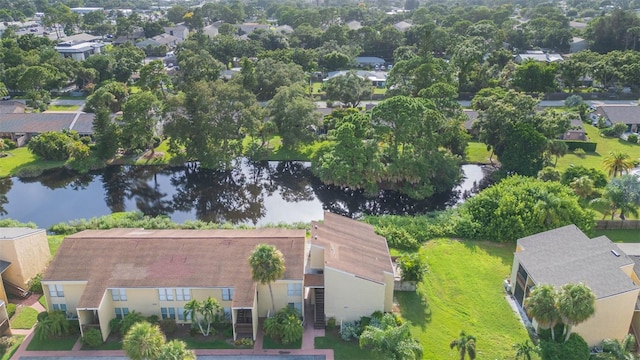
[159,318,177,335]
[628,134,638,143]
[119,311,144,336]
[82,328,103,348]
[340,321,359,341]
[539,333,589,360]
[326,317,336,330]
[109,318,122,335]
[374,226,419,251]
[564,95,584,107]
[6,303,16,318]
[3,139,16,150]
[36,311,49,322]
[263,307,303,345]
[0,336,15,353]
[561,141,597,152]
[28,273,43,293]
[234,338,253,346]
[561,165,608,188]
[573,148,586,158]
[146,315,159,324]
[397,252,428,282]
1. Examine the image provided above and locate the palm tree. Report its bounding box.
[158,339,196,360]
[450,331,477,360]
[570,176,595,200]
[249,244,286,315]
[547,140,568,167]
[601,334,636,360]
[200,297,221,336]
[557,283,596,343]
[35,310,70,340]
[603,151,635,177]
[524,284,560,340]
[123,322,165,360]
[533,192,571,229]
[359,313,423,360]
[513,340,536,360]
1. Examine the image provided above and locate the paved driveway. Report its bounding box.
[20,356,325,360]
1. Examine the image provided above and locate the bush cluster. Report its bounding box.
[81,328,103,348]
[6,303,16,318]
[28,273,43,293]
[263,307,303,345]
[0,336,15,353]
[539,333,589,360]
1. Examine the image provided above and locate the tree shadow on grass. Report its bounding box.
[395,289,431,330]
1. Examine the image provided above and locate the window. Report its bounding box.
[115,307,129,320]
[161,307,176,319]
[158,288,173,301]
[111,288,127,301]
[223,307,231,320]
[288,302,302,313]
[177,307,191,321]
[49,284,64,297]
[176,288,191,301]
[222,288,234,301]
[52,303,67,312]
[287,283,302,297]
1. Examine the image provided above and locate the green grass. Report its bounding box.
[555,123,640,172]
[48,235,65,256]
[178,336,234,349]
[0,335,24,360]
[0,147,65,178]
[262,335,302,349]
[26,334,78,350]
[315,331,372,359]
[398,239,537,360]
[465,141,492,164]
[38,294,47,308]
[595,229,640,242]
[82,339,122,350]
[47,104,80,111]
[134,140,175,165]
[9,306,38,329]
[53,95,86,100]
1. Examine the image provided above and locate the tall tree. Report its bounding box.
[449,331,477,360]
[92,106,120,160]
[601,334,636,360]
[248,244,286,315]
[122,322,165,360]
[557,283,596,343]
[524,284,560,340]
[120,91,160,153]
[603,151,635,177]
[158,339,196,360]
[359,314,423,360]
[268,83,319,150]
[513,340,536,360]
[323,71,372,108]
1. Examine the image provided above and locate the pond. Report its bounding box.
[0,161,493,229]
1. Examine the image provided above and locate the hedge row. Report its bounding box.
[561,141,597,152]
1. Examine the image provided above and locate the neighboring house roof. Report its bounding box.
[236,23,269,35]
[163,25,188,35]
[0,101,26,114]
[57,33,101,44]
[136,38,161,48]
[569,21,588,30]
[221,68,241,80]
[0,228,44,239]
[310,212,393,285]
[463,109,478,130]
[595,105,640,125]
[346,20,362,31]
[114,30,145,45]
[0,113,93,135]
[275,25,293,34]
[326,70,387,82]
[0,260,10,274]
[44,228,306,308]
[151,34,180,46]
[393,21,412,32]
[515,225,638,299]
[355,56,386,65]
[516,52,564,63]
[203,24,219,37]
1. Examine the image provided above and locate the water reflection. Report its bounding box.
[1,161,491,228]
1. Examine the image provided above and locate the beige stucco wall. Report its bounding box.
[308,246,324,270]
[509,256,520,292]
[0,277,7,306]
[42,282,87,314]
[96,292,113,341]
[324,267,385,322]
[573,290,640,347]
[0,230,50,287]
[620,264,634,279]
[256,280,303,317]
[383,272,393,312]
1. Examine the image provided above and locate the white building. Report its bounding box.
[55,41,105,61]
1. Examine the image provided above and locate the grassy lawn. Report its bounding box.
[0,147,65,178]
[465,141,492,164]
[262,335,302,349]
[48,235,65,256]
[555,123,640,172]
[0,335,24,360]
[47,104,80,111]
[315,331,371,359]
[9,306,38,329]
[38,294,47,308]
[596,229,640,242]
[134,140,175,165]
[398,239,536,359]
[178,336,234,349]
[26,334,78,350]
[82,339,123,350]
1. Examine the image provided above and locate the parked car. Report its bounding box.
[1,95,11,100]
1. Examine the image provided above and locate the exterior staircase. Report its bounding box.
[314,288,325,329]
[4,280,31,298]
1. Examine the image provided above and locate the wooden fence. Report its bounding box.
[595,220,640,230]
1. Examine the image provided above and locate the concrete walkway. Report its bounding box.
[8,296,333,359]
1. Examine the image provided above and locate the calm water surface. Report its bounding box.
[0,161,492,229]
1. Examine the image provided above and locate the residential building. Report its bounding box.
[463,109,479,133]
[42,212,394,342]
[591,105,640,133]
[345,20,362,31]
[55,38,105,61]
[561,118,588,141]
[236,23,269,35]
[393,21,413,32]
[325,70,387,88]
[570,37,589,53]
[355,57,386,68]
[70,7,104,15]
[510,225,640,346]
[163,25,189,41]
[0,228,50,306]
[514,51,563,64]
[0,113,95,146]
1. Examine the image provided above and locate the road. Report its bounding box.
[314,99,639,108]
